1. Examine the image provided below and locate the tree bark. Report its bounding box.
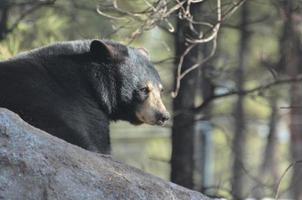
[231,2,250,199]
[196,46,215,193]
[253,97,278,199]
[278,1,302,199]
[0,0,9,41]
[288,84,302,200]
[171,2,204,189]
[261,98,278,178]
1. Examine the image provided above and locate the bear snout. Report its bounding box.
[155,111,170,126]
[135,106,170,126]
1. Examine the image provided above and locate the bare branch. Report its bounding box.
[6,0,56,34]
[185,0,221,44]
[275,160,302,200]
[195,75,302,113]
[96,0,246,96]
[171,43,195,97]
[171,0,245,97]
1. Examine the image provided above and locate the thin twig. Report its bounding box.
[275,160,302,200]
[171,44,196,97]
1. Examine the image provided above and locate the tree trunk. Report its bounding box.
[288,84,302,200]
[196,46,215,193]
[278,1,302,199]
[253,97,278,199]
[171,2,205,189]
[261,98,278,178]
[231,2,250,199]
[0,0,9,41]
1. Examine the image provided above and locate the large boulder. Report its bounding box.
[0,108,212,200]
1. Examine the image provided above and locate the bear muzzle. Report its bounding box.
[135,109,170,126]
[135,82,170,126]
[155,111,170,126]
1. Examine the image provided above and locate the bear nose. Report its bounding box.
[156,112,170,124]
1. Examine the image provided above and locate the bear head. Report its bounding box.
[89,40,170,126]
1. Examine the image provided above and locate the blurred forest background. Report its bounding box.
[1,0,302,199]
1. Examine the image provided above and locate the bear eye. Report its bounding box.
[140,87,150,94]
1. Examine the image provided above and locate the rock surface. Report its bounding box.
[0,108,212,200]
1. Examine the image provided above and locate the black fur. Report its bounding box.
[0,40,162,154]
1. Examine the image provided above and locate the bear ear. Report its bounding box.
[137,48,150,60]
[90,40,113,62]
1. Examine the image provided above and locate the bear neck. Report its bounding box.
[31,52,119,119]
[87,62,120,118]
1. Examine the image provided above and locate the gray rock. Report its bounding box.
[0,108,212,200]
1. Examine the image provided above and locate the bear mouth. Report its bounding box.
[134,113,156,126]
[156,120,165,126]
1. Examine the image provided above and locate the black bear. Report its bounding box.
[0,40,170,154]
